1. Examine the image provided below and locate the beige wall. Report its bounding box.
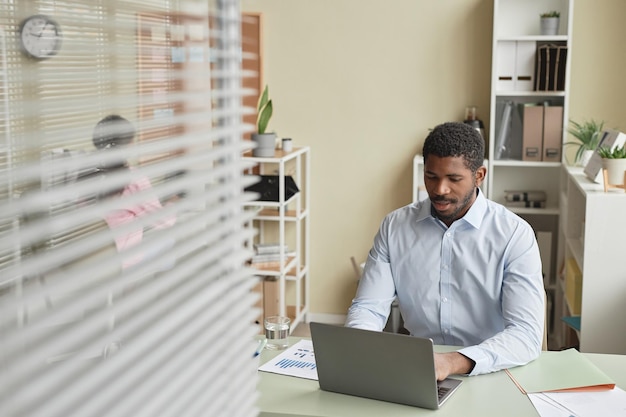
[241,0,626,319]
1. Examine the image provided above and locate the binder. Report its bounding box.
[542,105,563,162]
[555,45,568,91]
[496,41,516,91]
[534,45,548,91]
[521,105,544,161]
[498,41,537,91]
[535,43,567,91]
[515,41,536,91]
[547,46,560,90]
[495,100,514,159]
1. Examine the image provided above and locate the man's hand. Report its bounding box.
[434,352,475,381]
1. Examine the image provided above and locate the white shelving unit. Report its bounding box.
[488,0,573,348]
[243,146,310,333]
[488,0,573,209]
[558,166,626,354]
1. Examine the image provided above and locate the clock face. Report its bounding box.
[19,15,62,59]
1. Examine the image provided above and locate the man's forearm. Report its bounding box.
[434,352,475,381]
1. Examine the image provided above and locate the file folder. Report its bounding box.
[542,106,563,162]
[496,41,516,91]
[506,348,615,394]
[521,105,543,161]
[515,41,536,91]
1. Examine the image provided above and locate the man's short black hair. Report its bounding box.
[92,114,135,150]
[422,122,484,173]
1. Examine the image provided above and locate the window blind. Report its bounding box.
[0,1,260,417]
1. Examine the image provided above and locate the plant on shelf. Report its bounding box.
[252,85,276,157]
[540,10,560,18]
[565,119,604,166]
[597,143,626,159]
[597,143,626,186]
[539,11,560,35]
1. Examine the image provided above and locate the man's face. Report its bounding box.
[424,155,485,227]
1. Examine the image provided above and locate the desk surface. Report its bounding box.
[257,337,626,417]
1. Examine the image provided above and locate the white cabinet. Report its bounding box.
[558,166,626,354]
[243,146,310,333]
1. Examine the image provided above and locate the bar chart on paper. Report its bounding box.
[258,340,318,380]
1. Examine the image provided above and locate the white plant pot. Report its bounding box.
[601,158,626,185]
[540,17,560,36]
[252,133,276,157]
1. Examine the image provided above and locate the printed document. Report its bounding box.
[258,339,318,380]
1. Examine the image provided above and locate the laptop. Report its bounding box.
[309,322,462,409]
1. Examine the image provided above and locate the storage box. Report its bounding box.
[564,258,582,315]
[251,277,281,333]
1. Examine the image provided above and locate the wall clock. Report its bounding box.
[18,15,62,59]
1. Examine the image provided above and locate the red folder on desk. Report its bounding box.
[505,348,615,394]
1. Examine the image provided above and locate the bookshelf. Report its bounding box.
[557,166,626,354]
[243,146,310,333]
[487,0,574,348]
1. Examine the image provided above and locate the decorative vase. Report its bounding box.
[601,158,626,185]
[252,133,277,157]
[540,17,560,36]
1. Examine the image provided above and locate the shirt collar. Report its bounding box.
[462,188,486,229]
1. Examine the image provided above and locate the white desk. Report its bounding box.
[257,338,626,417]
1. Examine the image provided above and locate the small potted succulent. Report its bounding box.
[540,10,560,36]
[597,143,626,185]
[251,85,276,157]
[565,119,604,167]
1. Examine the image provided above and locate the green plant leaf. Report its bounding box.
[565,119,604,162]
[598,144,626,159]
[256,85,273,134]
[258,85,269,112]
[257,100,273,134]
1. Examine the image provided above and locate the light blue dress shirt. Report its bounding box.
[345,190,545,376]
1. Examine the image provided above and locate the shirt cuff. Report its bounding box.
[457,346,489,376]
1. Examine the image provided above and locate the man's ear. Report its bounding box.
[475,166,487,187]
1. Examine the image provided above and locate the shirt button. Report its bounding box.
[442,297,448,303]
[446,232,452,237]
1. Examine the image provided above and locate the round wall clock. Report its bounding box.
[18,15,62,60]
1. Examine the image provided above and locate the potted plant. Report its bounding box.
[597,143,626,186]
[540,11,560,36]
[565,119,604,167]
[252,85,276,157]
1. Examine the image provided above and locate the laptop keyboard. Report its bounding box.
[437,385,451,401]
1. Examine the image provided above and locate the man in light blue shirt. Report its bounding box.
[346,122,544,380]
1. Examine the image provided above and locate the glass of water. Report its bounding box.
[264,316,291,350]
